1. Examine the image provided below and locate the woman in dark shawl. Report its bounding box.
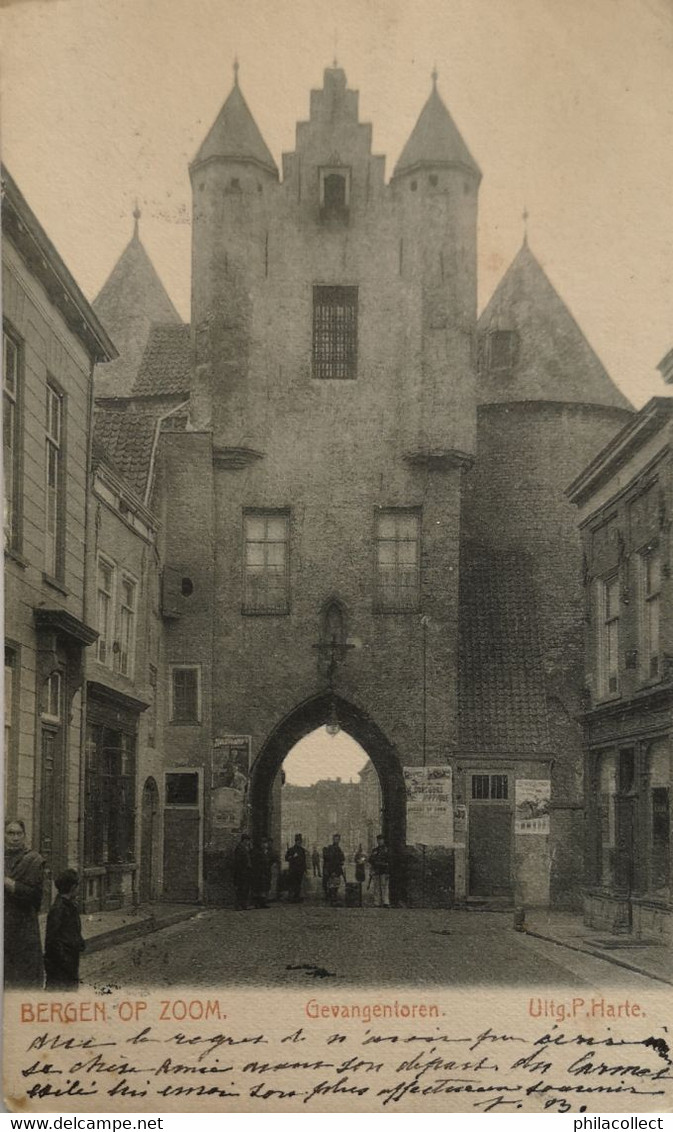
[4,818,45,988]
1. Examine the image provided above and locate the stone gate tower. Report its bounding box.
[160,64,482,903]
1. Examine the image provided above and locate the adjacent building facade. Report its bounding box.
[3,168,116,892]
[569,398,673,939]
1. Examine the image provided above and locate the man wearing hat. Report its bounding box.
[285,833,307,903]
[369,834,390,908]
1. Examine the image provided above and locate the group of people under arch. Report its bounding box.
[232,829,391,909]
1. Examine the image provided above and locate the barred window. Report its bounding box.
[244,512,289,614]
[170,665,201,724]
[313,285,358,379]
[374,510,420,612]
[471,774,509,801]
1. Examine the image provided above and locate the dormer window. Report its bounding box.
[319,167,351,222]
[486,330,519,374]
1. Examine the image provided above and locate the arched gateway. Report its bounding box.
[249,693,407,902]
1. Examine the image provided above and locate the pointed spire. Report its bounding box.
[393,76,480,179]
[478,242,631,410]
[191,73,278,175]
[522,204,529,247]
[133,200,141,240]
[431,65,438,89]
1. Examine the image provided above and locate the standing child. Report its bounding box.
[44,869,85,991]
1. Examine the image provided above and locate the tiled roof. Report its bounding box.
[93,408,159,501]
[394,85,480,178]
[132,323,192,397]
[478,242,632,410]
[93,230,181,398]
[192,82,278,174]
[459,544,551,754]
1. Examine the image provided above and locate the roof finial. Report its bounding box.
[431,64,438,89]
[522,204,530,246]
[332,27,338,68]
[233,56,240,87]
[132,199,141,239]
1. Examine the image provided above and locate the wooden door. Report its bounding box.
[469,806,513,896]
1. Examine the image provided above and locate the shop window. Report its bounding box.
[313,286,358,379]
[84,724,136,867]
[374,509,421,613]
[598,753,617,887]
[649,743,670,894]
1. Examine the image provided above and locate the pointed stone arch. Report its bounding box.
[249,692,407,902]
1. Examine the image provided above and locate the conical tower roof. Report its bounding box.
[478,241,632,410]
[93,216,182,398]
[192,76,278,174]
[394,80,480,178]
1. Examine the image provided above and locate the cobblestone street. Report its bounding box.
[80,904,661,991]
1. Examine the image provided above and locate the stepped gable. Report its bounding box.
[393,80,480,178]
[93,219,181,398]
[132,323,193,398]
[192,76,278,174]
[478,241,632,409]
[93,407,159,502]
[459,543,551,755]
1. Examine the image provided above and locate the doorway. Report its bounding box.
[140,777,160,903]
[249,692,406,901]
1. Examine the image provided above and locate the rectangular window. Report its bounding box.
[598,753,617,887]
[3,328,22,551]
[243,512,290,614]
[471,774,510,801]
[598,575,620,697]
[42,671,61,722]
[313,285,358,379]
[84,724,136,868]
[170,665,201,724]
[96,557,115,666]
[4,647,17,810]
[147,664,158,748]
[375,510,420,613]
[45,382,65,578]
[117,575,137,677]
[640,548,661,680]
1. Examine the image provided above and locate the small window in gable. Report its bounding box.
[487,330,519,374]
[319,167,351,221]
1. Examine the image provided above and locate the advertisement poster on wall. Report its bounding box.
[404,765,453,847]
[210,736,251,846]
[515,778,551,834]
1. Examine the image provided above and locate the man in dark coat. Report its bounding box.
[44,869,85,991]
[369,834,391,907]
[284,834,306,903]
[323,833,345,906]
[232,833,252,910]
[250,838,272,908]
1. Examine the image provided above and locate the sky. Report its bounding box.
[283,730,369,787]
[1,0,672,411]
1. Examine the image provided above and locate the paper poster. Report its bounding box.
[404,766,453,847]
[515,779,551,835]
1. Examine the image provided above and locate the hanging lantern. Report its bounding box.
[325,699,340,737]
